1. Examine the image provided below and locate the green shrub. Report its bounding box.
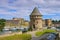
[0,34,31,40]
[43,29,56,33]
[35,29,56,37]
[35,31,45,37]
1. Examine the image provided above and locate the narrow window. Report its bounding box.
[36,21,38,25]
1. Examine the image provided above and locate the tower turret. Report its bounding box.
[30,7,42,30]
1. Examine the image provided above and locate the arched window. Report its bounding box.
[36,21,38,25]
[33,24,35,29]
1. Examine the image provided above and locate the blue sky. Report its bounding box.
[0,0,60,20]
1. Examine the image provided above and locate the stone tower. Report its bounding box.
[30,7,42,30]
[45,19,52,27]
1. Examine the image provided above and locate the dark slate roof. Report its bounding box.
[6,20,19,24]
[30,7,42,16]
[24,20,29,22]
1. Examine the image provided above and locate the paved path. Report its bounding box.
[26,31,37,37]
[0,31,37,37]
[31,33,50,40]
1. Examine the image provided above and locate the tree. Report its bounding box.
[52,20,58,23]
[52,20,55,22]
[0,19,6,31]
[59,20,60,22]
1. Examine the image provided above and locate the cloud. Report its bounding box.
[0,0,60,20]
[34,0,60,16]
[52,16,60,20]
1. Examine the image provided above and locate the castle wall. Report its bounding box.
[35,19,42,29]
[45,19,52,27]
[30,15,42,30]
[5,18,29,28]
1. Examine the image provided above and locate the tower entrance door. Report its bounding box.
[33,24,35,29]
[32,24,36,30]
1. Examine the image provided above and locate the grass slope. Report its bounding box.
[0,34,31,40]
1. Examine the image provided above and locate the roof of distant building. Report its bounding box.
[6,20,19,24]
[30,7,42,16]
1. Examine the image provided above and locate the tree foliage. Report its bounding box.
[0,19,6,31]
[52,20,60,23]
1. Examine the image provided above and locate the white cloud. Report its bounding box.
[0,0,60,20]
[52,16,60,20]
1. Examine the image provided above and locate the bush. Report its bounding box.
[0,34,31,40]
[43,29,56,33]
[35,29,56,37]
[35,31,45,37]
[0,19,6,31]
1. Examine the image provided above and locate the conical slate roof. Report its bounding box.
[30,7,42,16]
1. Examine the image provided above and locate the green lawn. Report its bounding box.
[35,29,56,37]
[0,34,31,40]
[0,29,56,40]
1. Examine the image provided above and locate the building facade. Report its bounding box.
[45,19,52,27]
[30,7,43,30]
[30,7,52,30]
[5,7,53,29]
[5,18,29,28]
